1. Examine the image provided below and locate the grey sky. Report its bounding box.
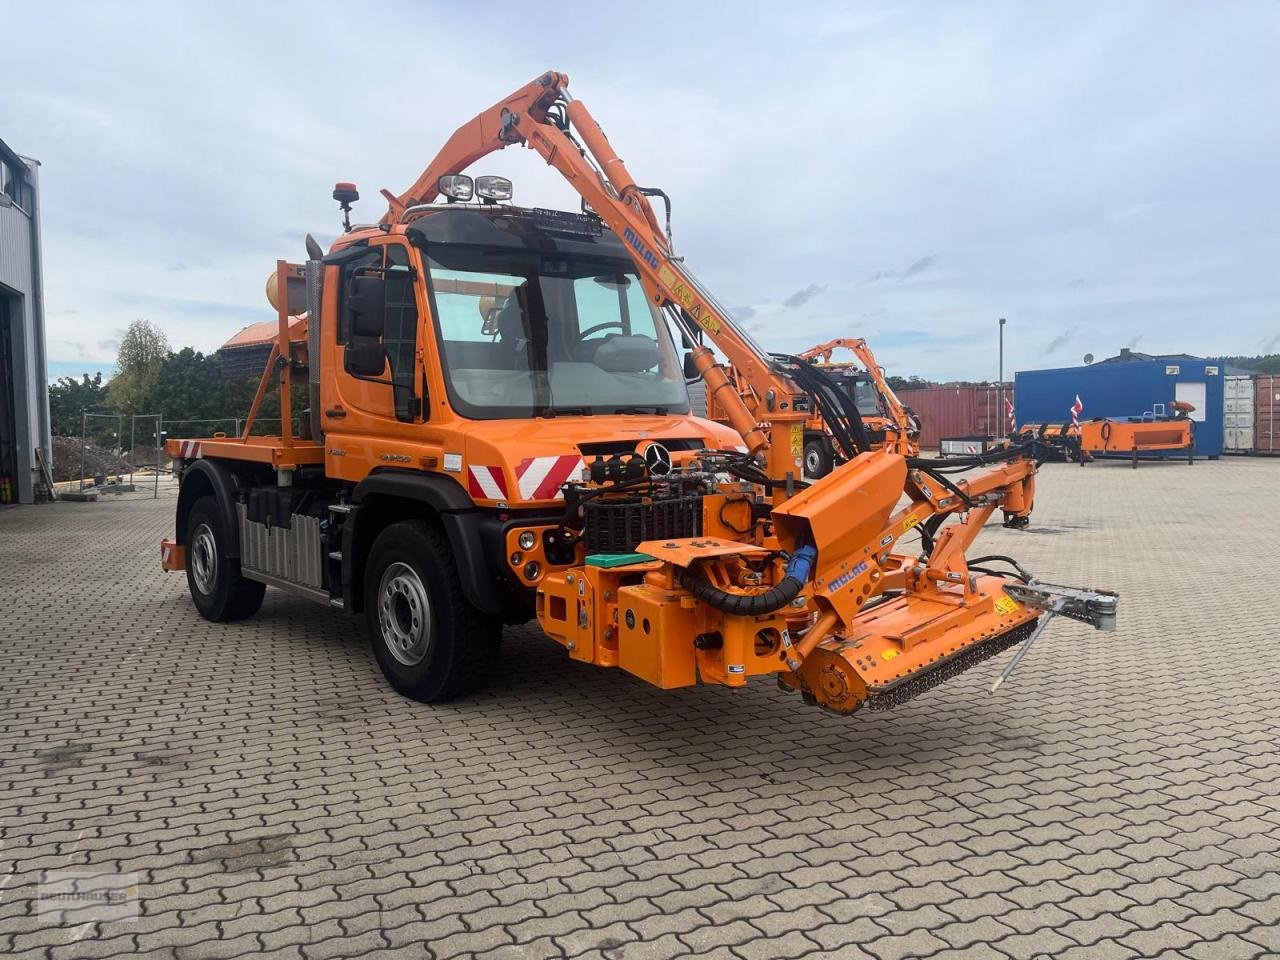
[5,1,1278,384]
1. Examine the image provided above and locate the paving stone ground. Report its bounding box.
[2,457,1279,960]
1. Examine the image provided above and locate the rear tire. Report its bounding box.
[803,439,833,479]
[186,495,266,622]
[364,520,500,703]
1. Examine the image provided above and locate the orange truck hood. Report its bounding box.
[456,414,743,505]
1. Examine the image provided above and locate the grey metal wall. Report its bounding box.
[0,153,50,504]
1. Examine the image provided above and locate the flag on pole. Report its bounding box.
[1070,394,1083,428]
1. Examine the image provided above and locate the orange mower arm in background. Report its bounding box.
[798,338,919,455]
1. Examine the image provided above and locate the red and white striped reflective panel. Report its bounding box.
[467,465,509,501]
[515,455,586,501]
[175,440,202,459]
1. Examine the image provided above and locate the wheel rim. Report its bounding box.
[191,523,218,595]
[804,448,821,475]
[378,562,432,666]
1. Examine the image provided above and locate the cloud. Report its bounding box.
[1044,327,1077,354]
[783,284,827,309]
[900,255,938,280]
[6,4,1277,382]
[731,305,756,321]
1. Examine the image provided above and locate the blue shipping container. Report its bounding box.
[1014,358,1224,458]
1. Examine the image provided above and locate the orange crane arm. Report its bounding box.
[799,337,916,454]
[382,71,810,487]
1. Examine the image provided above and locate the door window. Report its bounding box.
[383,245,419,422]
[337,243,421,422]
[1174,382,1206,422]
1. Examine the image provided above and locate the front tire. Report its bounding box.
[364,520,499,703]
[803,439,833,479]
[186,495,265,622]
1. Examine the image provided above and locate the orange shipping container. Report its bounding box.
[1255,374,1280,455]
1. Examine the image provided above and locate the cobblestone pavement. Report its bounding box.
[2,458,1279,960]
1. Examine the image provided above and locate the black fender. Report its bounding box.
[176,459,245,557]
[346,469,525,620]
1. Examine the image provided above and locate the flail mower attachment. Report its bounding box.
[778,579,1120,715]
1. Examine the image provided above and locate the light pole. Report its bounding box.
[998,317,1007,440]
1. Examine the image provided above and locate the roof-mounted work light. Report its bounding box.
[437,174,473,202]
[332,182,359,232]
[475,175,513,204]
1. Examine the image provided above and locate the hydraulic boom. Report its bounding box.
[374,70,1118,713]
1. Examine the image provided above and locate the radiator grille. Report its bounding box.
[582,495,702,554]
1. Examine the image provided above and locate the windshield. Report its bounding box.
[851,380,882,417]
[422,245,690,419]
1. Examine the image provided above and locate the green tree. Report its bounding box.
[153,348,261,435]
[886,375,930,392]
[48,372,114,436]
[109,318,170,416]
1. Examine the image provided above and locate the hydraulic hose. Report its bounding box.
[678,543,817,616]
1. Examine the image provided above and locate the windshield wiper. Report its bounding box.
[613,406,669,415]
[538,406,593,418]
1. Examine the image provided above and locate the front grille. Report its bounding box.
[583,495,702,553]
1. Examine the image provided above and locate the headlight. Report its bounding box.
[518,531,537,551]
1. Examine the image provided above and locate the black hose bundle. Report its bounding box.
[722,455,810,494]
[770,354,872,462]
[968,553,1035,583]
[678,544,817,616]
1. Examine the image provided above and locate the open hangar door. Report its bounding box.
[0,294,17,503]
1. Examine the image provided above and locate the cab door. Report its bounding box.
[329,240,423,429]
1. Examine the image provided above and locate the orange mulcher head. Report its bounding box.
[779,579,1118,714]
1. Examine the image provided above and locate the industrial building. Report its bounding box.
[0,136,51,504]
[1015,349,1226,458]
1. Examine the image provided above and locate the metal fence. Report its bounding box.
[162,416,303,439]
[128,414,163,499]
[77,412,127,492]
[64,411,306,503]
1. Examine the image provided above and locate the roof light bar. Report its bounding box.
[437,174,473,202]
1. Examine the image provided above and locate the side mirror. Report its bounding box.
[349,275,386,338]
[683,351,700,381]
[345,339,387,378]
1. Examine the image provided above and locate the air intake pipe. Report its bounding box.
[678,543,817,616]
[305,259,325,443]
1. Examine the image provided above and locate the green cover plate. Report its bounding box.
[585,552,655,568]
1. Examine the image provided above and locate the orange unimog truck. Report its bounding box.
[161,72,1116,715]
